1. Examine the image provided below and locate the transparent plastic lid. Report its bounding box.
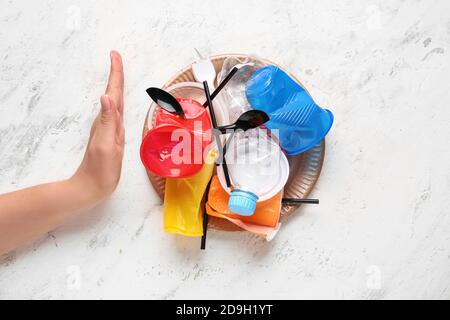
[217,128,289,201]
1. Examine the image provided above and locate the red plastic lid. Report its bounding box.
[140,124,204,178]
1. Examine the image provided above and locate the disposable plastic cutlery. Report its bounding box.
[146,87,186,120]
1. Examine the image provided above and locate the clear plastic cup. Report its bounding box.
[215,56,265,124]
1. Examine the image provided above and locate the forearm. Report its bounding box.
[0,51,124,256]
[0,176,101,255]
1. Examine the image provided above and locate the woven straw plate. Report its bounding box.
[142,54,325,231]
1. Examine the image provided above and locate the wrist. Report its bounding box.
[68,171,107,208]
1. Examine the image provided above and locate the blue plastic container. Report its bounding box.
[246,65,334,155]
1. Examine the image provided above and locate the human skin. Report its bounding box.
[0,51,125,256]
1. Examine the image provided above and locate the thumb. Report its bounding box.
[99,95,117,135]
[100,95,116,124]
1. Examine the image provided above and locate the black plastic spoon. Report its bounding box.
[146,87,186,120]
[217,110,270,133]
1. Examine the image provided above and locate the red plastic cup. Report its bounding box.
[140,124,204,178]
[155,98,212,151]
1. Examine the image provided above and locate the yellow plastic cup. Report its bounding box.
[163,150,218,236]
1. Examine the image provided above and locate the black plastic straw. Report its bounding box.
[282,198,320,204]
[222,131,235,173]
[201,81,230,250]
[203,81,232,187]
[200,179,212,250]
[200,212,209,250]
[203,67,238,108]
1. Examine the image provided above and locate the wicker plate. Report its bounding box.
[142,54,325,231]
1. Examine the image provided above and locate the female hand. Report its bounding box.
[0,51,125,255]
[72,51,125,201]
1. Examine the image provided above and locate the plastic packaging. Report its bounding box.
[206,176,281,240]
[192,49,216,90]
[140,124,203,178]
[215,56,265,124]
[163,150,218,236]
[140,98,212,178]
[155,98,212,152]
[217,128,289,216]
[147,82,229,148]
[148,82,229,127]
[246,65,334,155]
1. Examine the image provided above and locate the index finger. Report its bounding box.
[105,51,124,116]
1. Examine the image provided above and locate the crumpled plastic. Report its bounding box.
[215,55,266,124]
[245,64,334,155]
[163,150,218,236]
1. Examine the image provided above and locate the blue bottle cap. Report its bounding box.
[228,189,258,216]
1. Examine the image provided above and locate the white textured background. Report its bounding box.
[1,0,449,299]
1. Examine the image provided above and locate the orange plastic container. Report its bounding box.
[206,176,282,240]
